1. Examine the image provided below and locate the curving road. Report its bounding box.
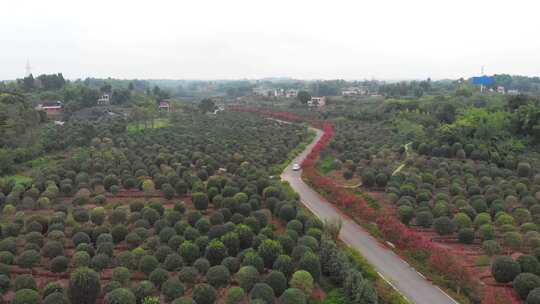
[281,128,458,304]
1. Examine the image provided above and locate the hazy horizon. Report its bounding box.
[2,0,540,81]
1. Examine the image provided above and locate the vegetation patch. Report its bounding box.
[316,154,338,175]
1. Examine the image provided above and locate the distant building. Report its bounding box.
[253,87,273,96]
[308,96,326,107]
[342,87,368,96]
[36,101,63,115]
[496,86,505,94]
[97,94,111,105]
[211,104,225,115]
[274,89,286,97]
[285,89,298,98]
[158,100,171,112]
[508,89,519,95]
[253,87,297,98]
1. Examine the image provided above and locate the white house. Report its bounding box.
[308,96,326,107]
[496,86,505,94]
[97,94,111,105]
[342,87,368,96]
[285,89,298,98]
[253,87,273,96]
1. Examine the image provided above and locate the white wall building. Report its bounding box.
[97,94,111,105]
[308,96,326,107]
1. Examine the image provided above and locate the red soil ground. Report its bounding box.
[1,187,328,304]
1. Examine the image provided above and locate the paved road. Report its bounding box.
[281,128,458,304]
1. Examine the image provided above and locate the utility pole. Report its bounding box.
[480,66,485,93]
[25,60,32,77]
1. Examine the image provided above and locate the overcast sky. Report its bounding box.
[1,0,539,81]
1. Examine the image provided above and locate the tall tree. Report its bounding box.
[297,91,311,104]
[199,98,216,113]
[22,74,35,91]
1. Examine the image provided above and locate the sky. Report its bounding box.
[1,0,540,81]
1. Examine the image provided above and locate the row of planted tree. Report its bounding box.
[0,111,384,304]
[230,106,522,304]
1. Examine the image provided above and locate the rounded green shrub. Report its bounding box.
[514,273,540,300]
[194,258,210,275]
[273,255,294,278]
[139,255,159,276]
[112,267,131,285]
[299,251,321,282]
[264,270,287,297]
[205,239,228,265]
[225,286,245,304]
[149,267,168,288]
[416,211,433,228]
[14,274,36,291]
[162,278,185,301]
[433,216,455,236]
[104,287,136,304]
[249,283,275,304]
[280,288,307,304]
[290,270,314,296]
[179,241,200,265]
[68,267,102,304]
[483,240,502,256]
[43,292,68,304]
[192,192,209,211]
[518,255,540,275]
[491,256,521,283]
[206,265,230,288]
[192,283,217,304]
[236,265,260,292]
[133,280,156,303]
[258,239,283,268]
[12,289,40,304]
[527,287,540,304]
[458,228,475,244]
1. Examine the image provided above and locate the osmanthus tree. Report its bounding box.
[68,267,101,304]
[297,91,311,104]
[198,98,216,113]
[0,108,387,302]
[104,288,136,304]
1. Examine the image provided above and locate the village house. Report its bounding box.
[253,87,298,98]
[253,87,273,96]
[308,96,326,107]
[342,87,368,96]
[158,99,172,112]
[97,94,111,105]
[36,101,63,115]
[285,89,298,98]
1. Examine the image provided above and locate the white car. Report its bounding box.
[292,163,301,171]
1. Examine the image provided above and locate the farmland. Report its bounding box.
[0,110,383,304]
[284,92,540,304]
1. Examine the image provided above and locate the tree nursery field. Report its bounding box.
[0,111,386,304]
[279,92,540,304]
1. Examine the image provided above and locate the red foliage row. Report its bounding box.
[229,106,375,219]
[376,212,481,294]
[228,106,324,128]
[299,119,377,220]
[481,287,520,304]
[230,106,515,303]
